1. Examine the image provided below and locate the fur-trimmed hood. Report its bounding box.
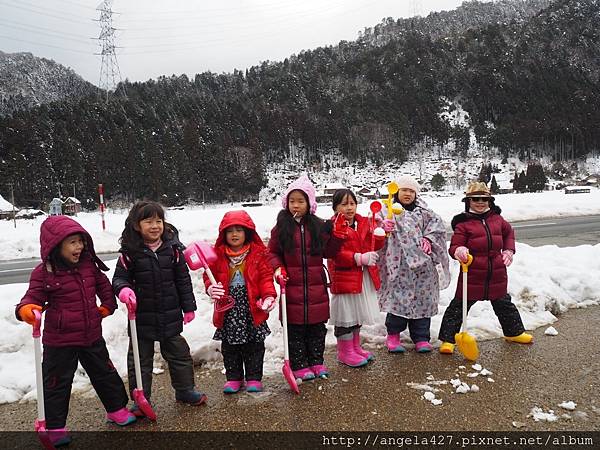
[451,204,502,230]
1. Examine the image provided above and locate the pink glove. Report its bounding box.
[354,252,379,267]
[421,237,432,255]
[502,250,514,267]
[381,219,395,233]
[257,296,277,312]
[118,287,136,306]
[454,246,469,263]
[183,311,195,324]
[207,282,225,302]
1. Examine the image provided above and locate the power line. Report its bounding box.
[0,23,92,45]
[0,18,91,39]
[0,35,94,54]
[0,0,91,24]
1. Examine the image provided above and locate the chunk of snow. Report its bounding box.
[456,383,470,394]
[487,378,495,382]
[450,378,462,387]
[471,363,482,371]
[470,384,480,392]
[545,326,559,336]
[558,401,576,411]
[423,391,436,401]
[529,407,558,422]
[431,398,443,405]
[480,368,493,376]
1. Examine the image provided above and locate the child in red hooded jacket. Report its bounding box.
[15,216,135,447]
[205,210,277,394]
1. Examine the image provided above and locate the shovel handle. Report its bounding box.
[460,254,473,273]
[32,309,42,338]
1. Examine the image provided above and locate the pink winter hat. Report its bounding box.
[396,175,421,194]
[281,174,317,214]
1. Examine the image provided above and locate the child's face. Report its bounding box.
[288,190,308,218]
[60,234,84,265]
[398,188,416,206]
[469,197,490,214]
[137,214,164,243]
[335,194,357,223]
[225,225,246,252]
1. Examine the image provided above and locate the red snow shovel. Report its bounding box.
[32,309,55,450]
[369,200,382,251]
[278,277,300,395]
[127,299,157,421]
[455,254,479,361]
[184,241,234,312]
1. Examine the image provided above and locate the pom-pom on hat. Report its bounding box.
[396,175,421,194]
[281,174,317,214]
[462,181,495,202]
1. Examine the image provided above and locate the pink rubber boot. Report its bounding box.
[386,334,406,353]
[352,331,374,361]
[292,368,315,381]
[336,338,368,367]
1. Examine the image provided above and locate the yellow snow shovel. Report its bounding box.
[455,254,479,361]
[383,181,399,219]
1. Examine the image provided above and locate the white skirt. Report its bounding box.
[329,270,380,328]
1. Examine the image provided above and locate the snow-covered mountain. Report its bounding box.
[0,50,97,117]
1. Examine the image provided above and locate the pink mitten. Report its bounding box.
[502,250,514,267]
[421,237,432,255]
[183,311,195,325]
[354,252,379,267]
[118,287,136,306]
[207,282,225,302]
[454,246,469,263]
[381,219,395,233]
[257,296,277,312]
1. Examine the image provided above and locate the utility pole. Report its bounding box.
[95,0,126,103]
[9,183,16,228]
[57,182,62,199]
[72,183,76,198]
[410,0,423,17]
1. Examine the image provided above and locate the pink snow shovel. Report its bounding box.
[127,299,157,421]
[278,277,299,395]
[369,200,382,251]
[184,241,234,312]
[32,309,55,450]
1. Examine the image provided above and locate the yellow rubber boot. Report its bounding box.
[504,332,533,344]
[439,342,455,354]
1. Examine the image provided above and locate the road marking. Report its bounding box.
[513,222,557,228]
[0,268,29,274]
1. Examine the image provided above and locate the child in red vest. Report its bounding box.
[205,210,277,393]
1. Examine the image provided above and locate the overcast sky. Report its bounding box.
[1,0,468,85]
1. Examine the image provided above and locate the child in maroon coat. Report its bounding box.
[205,210,277,394]
[438,181,533,354]
[268,175,345,380]
[16,216,134,446]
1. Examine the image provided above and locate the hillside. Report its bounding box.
[0,51,97,117]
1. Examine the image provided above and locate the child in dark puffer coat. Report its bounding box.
[16,216,135,447]
[204,210,277,394]
[112,201,206,416]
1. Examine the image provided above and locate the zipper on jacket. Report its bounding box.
[300,223,309,324]
[482,218,493,300]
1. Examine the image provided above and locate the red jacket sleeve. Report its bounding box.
[501,217,516,253]
[15,264,47,321]
[95,267,117,314]
[449,223,468,260]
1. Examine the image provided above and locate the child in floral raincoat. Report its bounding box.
[377,175,450,353]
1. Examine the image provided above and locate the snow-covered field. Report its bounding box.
[0,188,599,405]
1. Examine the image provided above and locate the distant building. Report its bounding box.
[316,182,346,204]
[63,197,82,216]
[49,198,63,216]
[564,186,591,194]
[0,194,16,220]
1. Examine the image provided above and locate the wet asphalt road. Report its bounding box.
[2,305,599,439]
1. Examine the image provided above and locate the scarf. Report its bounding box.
[225,244,250,268]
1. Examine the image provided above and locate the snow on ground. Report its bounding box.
[0,189,599,404]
